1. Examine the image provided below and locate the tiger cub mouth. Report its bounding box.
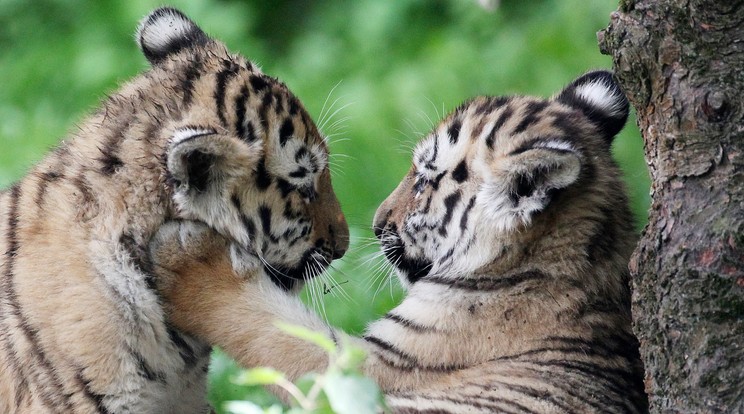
[264,246,335,291]
[377,225,433,284]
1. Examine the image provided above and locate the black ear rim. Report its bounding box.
[556,70,630,143]
[137,7,211,65]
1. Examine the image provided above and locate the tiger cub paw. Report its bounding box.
[149,220,235,304]
[150,220,228,270]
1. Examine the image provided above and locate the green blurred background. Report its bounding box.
[0,0,649,410]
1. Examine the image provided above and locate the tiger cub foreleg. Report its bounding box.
[150,221,433,393]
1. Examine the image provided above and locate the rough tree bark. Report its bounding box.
[599,1,744,412]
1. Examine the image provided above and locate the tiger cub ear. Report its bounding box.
[166,127,262,233]
[137,7,210,65]
[488,141,581,229]
[554,70,630,143]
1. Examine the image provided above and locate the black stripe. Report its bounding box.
[531,360,643,413]
[258,92,274,130]
[393,391,539,414]
[363,335,417,364]
[513,101,549,134]
[486,105,513,148]
[369,349,416,372]
[288,96,301,115]
[384,313,436,333]
[234,85,250,140]
[73,174,97,219]
[364,335,464,372]
[167,324,197,366]
[424,270,547,292]
[3,185,77,412]
[491,379,574,413]
[214,61,240,127]
[132,349,166,383]
[98,152,123,176]
[451,160,468,183]
[254,157,272,190]
[552,112,584,140]
[119,233,154,286]
[0,186,31,408]
[424,136,439,170]
[429,171,447,191]
[97,112,132,177]
[420,192,433,214]
[475,96,509,115]
[459,196,476,231]
[258,205,280,243]
[181,56,204,107]
[276,178,295,198]
[77,372,111,414]
[447,118,462,144]
[5,185,32,357]
[250,75,270,92]
[438,246,455,265]
[514,358,635,399]
[288,167,308,179]
[244,121,258,142]
[34,169,64,206]
[544,333,642,363]
[273,92,286,115]
[438,191,462,236]
[279,118,294,147]
[240,214,257,242]
[500,367,617,413]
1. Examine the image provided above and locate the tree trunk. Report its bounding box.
[598,1,744,412]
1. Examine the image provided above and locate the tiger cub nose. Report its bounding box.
[332,244,346,260]
[373,224,384,239]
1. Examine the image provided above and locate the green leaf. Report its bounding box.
[275,321,336,354]
[294,373,320,395]
[323,373,384,414]
[335,343,367,372]
[223,400,266,414]
[233,367,287,386]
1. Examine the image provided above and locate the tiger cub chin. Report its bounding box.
[151,70,648,413]
[0,7,348,414]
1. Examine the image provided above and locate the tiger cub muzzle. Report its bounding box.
[263,169,349,291]
[374,215,433,285]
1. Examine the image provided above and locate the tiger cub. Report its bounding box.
[151,71,648,413]
[0,7,347,414]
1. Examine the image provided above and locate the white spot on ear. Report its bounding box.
[574,80,626,118]
[137,7,208,64]
[139,15,193,50]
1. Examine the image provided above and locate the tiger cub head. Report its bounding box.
[374,71,633,288]
[137,8,348,290]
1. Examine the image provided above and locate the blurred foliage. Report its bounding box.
[225,323,385,414]
[0,0,649,411]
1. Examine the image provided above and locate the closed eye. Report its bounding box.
[413,173,428,195]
